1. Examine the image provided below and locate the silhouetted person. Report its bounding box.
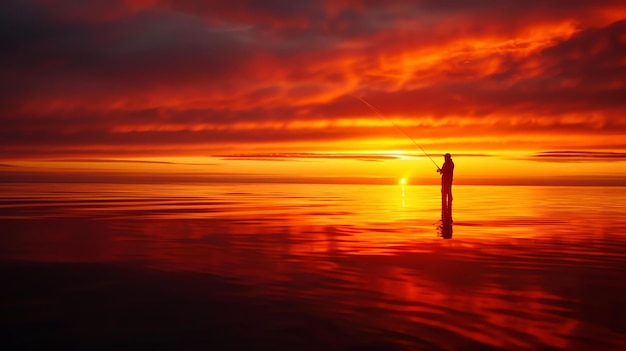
[437,153,454,217]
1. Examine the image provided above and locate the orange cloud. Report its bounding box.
[1,0,625,183]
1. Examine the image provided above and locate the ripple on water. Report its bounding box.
[1,183,626,350]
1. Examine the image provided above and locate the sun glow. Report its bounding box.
[1,2,625,186]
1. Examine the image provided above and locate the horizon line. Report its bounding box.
[1,173,624,187]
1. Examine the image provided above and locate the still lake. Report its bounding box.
[1,182,625,350]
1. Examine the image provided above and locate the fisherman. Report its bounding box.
[437,153,454,215]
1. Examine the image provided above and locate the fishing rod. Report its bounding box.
[351,94,441,170]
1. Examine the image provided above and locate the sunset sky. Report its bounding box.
[1,0,625,185]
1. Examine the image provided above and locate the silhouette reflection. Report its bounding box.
[438,203,453,239]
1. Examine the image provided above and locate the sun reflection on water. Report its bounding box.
[1,183,626,350]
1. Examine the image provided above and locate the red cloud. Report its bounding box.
[1,1,625,160]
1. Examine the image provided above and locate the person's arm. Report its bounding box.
[439,162,449,176]
[437,161,446,174]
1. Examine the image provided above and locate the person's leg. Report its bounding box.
[441,184,447,210]
[443,183,452,216]
[447,189,453,215]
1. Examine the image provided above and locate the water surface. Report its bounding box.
[1,183,625,350]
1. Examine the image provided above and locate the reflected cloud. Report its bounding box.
[1,183,626,349]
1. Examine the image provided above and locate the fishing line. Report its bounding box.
[351,94,440,170]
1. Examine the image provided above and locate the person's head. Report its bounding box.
[444,153,452,160]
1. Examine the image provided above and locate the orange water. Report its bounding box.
[1,183,625,350]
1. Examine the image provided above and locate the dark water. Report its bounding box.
[1,183,625,350]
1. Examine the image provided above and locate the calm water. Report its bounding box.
[1,183,625,350]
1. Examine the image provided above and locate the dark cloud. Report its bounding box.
[0,6,261,104]
[539,20,626,88]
